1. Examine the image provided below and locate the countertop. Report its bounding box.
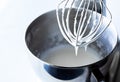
[0,0,119,82]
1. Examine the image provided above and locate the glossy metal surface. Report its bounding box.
[25,10,119,82]
[73,0,106,16]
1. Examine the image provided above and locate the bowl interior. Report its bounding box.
[25,9,117,67]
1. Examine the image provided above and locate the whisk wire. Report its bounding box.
[76,1,87,45]
[82,0,103,42]
[56,0,74,45]
[81,0,112,45]
[88,0,112,43]
[79,0,95,42]
[66,0,76,39]
[76,0,91,42]
[73,0,84,36]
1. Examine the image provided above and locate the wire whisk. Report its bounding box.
[56,0,112,55]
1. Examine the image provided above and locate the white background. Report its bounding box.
[0,0,119,82]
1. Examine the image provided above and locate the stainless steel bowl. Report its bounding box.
[25,10,119,82]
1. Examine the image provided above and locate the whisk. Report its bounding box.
[56,0,112,55]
